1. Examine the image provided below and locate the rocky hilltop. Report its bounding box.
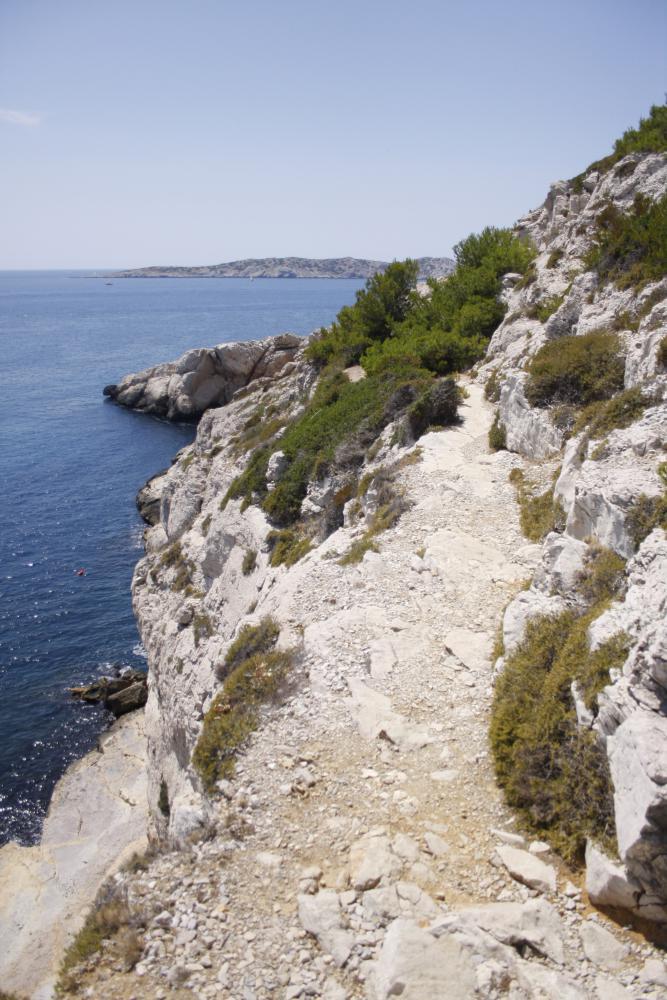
[111,256,455,280]
[4,113,667,1000]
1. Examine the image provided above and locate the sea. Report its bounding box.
[0,271,363,846]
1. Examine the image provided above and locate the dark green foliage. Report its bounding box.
[266,529,313,567]
[546,248,564,269]
[572,387,653,440]
[490,607,627,863]
[242,548,257,575]
[193,611,214,647]
[406,378,460,437]
[307,260,420,367]
[158,779,170,818]
[657,335,667,369]
[192,645,293,792]
[484,367,501,402]
[577,545,627,607]
[218,617,280,680]
[488,412,506,451]
[528,293,564,323]
[626,492,667,549]
[509,469,564,542]
[585,193,667,289]
[525,331,625,407]
[570,104,667,184]
[225,362,433,527]
[309,231,534,379]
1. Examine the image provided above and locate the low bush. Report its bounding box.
[572,387,653,440]
[339,472,408,565]
[577,545,627,606]
[626,491,667,549]
[509,469,564,542]
[546,248,564,269]
[657,335,667,369]
[56,889,144,994]
[484,367,501,403]
[266,529,313,567]
[490,607,628,863]
[192,645,293,793]
[570,104,667,185]
[157,779,170,818]
[525,331,625,407]
[585,192,667,289]
[192,611,214,647]
[528,293,564,323]
[488,412,507,451]
[242,548,257,575]
[218,617,280,680]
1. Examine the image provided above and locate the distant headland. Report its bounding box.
[110,255,455,280]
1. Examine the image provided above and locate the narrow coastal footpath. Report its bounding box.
[73,384,664,999]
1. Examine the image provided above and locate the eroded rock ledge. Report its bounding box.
[103,333,302,421]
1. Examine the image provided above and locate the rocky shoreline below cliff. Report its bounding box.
[4,119,667,1000]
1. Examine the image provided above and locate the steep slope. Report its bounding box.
[481,148,667,923]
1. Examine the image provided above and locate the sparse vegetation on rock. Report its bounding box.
[525,331,625,408]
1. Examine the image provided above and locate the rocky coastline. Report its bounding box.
[4,142,667,999]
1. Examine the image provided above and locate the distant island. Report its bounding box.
[110,256,455,280]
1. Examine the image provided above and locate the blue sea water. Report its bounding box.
[0,271,363,845]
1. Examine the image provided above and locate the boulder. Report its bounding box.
[580,920,629,970]
[372,919,478,1000]
[496,845,557,894]
[297,891,354,967]
[105,334,303,421]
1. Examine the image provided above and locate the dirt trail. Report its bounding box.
[75,384,660,1000]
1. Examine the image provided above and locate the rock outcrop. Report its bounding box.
[103,333,303,421]
[484,149,667,921]
[111,255,455,280]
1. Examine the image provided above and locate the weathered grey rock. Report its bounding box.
[580,919,629,970]
[496,845,557,893]
[585,842,641,911]
[447,898,565,964]
[298,891,354,968]
[639,957,667,988]
[371,919,478,1000]
[105,333,303,421]
[516,961,586,999]
[498,372,564,459]
[349,833,402,891]
[347,678,433,751]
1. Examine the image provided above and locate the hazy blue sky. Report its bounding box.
[1,0,665,268]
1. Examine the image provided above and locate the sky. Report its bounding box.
[1,0,666,269]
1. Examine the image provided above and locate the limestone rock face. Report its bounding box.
[104,333,303,421]
[486,150,667,923]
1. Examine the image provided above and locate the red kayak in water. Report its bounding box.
[74,568,87,577]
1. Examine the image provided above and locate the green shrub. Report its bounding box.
[570,104,667,185]
[528,293,564,323]
[509,469,564,542]
[192,647,293,792]
[225,362,433,527]
[193,611,214,647]
[585,192,667,289]
[266,529,313,567]
[572,387,653,440]
[484,367,502,403]
[56,891,143,994]
[339,474,407,565]
[577,545,627,605]
[158,779,170,818]
[160,541,182,567]
[626,491,667,549]
[490,607,628,863]
[525,331,625,407]
[242,548,257,575]
[657,335,667,369]
[219,617,280,679]
[488,412,507,451]
[546,248,564,269]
